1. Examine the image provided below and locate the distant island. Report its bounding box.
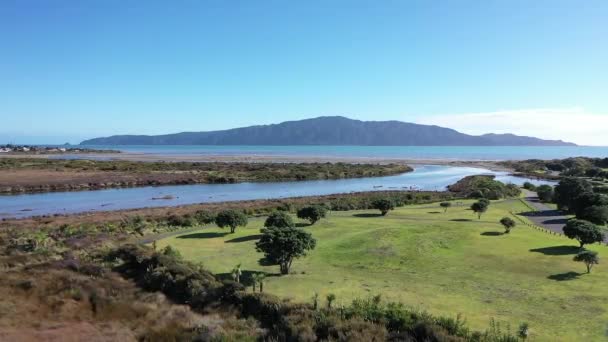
[81,116,576,146]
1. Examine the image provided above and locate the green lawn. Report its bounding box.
[156,199,608,341]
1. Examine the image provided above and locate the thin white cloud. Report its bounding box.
[415,108,608,146]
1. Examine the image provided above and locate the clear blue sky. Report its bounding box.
[1,1,607,144]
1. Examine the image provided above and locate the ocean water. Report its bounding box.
[0,165,554,219]
[77,145,608,160]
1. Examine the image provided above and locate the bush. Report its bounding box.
[255,227,316,274]
[582,205,608,225]
[573,250,599,273]
[440,202,452,213]
[215,209,248,233]
[166,214,196,227]
[500,217,516,234]
[471,201,489,219]
[523,182,537,191]
[371,199,395,216]
[297,205,328,225]
[563,219,605,248]
[194,210,216,225]
[536,184,554,202]
[264,211,295,229]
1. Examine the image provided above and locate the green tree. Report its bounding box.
[264,211,295,229]
[297,205,328,225]
[440,202,452,213]
[536,184,554,202]
[500,217,517,234]
[471,201,489,219]
[255,227,316,274]
[563,219,605,248]
[554,178,593,212]
[215,209,248,233]
[372,198,395,216]
[478,198,491,206]
[572,192,608,219]
[523,182,537,191]
[582,205,608,225]
[194,210,216,225]
[573,250,599,273]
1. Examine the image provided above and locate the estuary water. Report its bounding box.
[77,145,608,160]
[0,165,554,219]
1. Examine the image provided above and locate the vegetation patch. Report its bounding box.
[157,199,608,341]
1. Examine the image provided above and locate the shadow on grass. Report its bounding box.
[177,232,229,239]
[225,234,262,243]
[296,222,311,228]
[216,270,281,286]
[481,231,503,236]
[353,213,383,218]
[451,219,472,222]
[427,211,442,214]
[529,245,580,256]
[547,271,582,281]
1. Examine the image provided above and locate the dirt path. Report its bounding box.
[520,189,570,235]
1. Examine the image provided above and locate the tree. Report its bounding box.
[536,185,554,202]
[297,205,328,225]
[264,211,294,229]
[372,198,395,216]
[582,205,608,225]
[500,217,517,234]
[440,202,452,213]
[518,322,530,341]
[572,192,608,218]
[563,219,605,248]
[573,250,599,273]
[554,178,593,212]
[523,182,537,191]
[471,201,489,219]
[478,198,491,206]
[215,209,248,233]
[255,227,316,274]
[194,210,216,225]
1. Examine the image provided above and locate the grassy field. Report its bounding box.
[156,199,608,341]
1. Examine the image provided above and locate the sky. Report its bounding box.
[1,1,607,145]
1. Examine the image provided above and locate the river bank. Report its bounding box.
[0,165,554,220]
[0,158,411,194]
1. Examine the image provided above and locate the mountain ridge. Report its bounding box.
[81,116,576,146]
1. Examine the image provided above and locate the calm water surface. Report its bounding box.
[77,145,608,160]
[0,165,554,219]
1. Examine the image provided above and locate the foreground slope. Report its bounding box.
[157,199,607,341]
[81,116,575,146]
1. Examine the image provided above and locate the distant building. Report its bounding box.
[0,147,11,153]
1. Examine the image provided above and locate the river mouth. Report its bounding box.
[0,165,554,219]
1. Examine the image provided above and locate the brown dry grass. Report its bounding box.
[0,261,237,341]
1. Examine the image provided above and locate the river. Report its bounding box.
[0,165,554,219]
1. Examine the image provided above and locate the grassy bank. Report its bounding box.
[157,199,608,341]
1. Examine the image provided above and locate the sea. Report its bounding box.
[76,145,608,160]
